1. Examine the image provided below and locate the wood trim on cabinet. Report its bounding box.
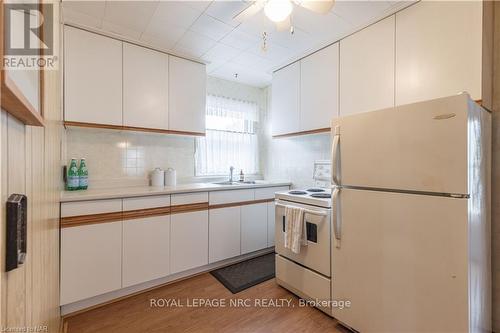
[272,127,331,139]
[61,202,211,228]
[171,202,209,214]
[63,121,205,137]
[60,211,123,228]
[0,1,45,126]
[209,198,274,210]
[121,206,171,221]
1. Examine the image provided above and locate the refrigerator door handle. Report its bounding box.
[331,126,340,186]
[332,187,341,248]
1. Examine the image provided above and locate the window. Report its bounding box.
[195,94,259,176]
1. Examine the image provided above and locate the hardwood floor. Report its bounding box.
[64,273,347,333]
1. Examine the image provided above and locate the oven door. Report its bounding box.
[275,200,331,277]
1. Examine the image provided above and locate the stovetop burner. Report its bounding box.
[306,188,325,193]
[310,193,331,199]
[289,190,308,195]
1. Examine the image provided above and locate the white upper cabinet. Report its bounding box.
[123,43,168,130]
[340,16,395,116]
[300,43,339,129]
[395,1,482,105]
[64,26,123,125]
[168,56,206,134]
[271,62,300,136]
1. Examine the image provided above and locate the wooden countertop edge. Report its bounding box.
[61,199,274,228]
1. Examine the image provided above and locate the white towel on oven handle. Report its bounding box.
[284,205,306,254]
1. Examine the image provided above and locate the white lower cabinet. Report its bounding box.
[241,203,268,254]
[267,202,276,247]
[170,211,209,274]
[61,222,122,305]
[209,207,241,263]
[122,216,170,287]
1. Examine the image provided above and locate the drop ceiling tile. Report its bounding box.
[140,32,181,51]
[190,13,234,41]
[202,42,240,63]
[175,30,217,58]
[62,7,103,28]
[101,20,142,40]
[103,1,158,33]
[62,0,106,18]
[292,7,352,43]
[237,11,275,37]
[212,64,271,88]
[332,0,393,26]
[144,1,202,38]
[205,0,250,27]
[231,52,264,67]
[268,26,315,53]
[249,41,290,62]
[184,0,213,13]
[220,28,260,51]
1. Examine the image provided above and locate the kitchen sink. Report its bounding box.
[212,181,256,185]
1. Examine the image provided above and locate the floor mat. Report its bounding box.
[210,253,275,294]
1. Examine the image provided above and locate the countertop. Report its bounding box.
[60,180,292,202]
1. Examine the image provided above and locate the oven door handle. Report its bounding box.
[332,187,341,248]
[275,203,328,217]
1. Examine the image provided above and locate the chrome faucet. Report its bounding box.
[229,166,235,182]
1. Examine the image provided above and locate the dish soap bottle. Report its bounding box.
[239,169,244,182]
[78,158,88,190]
[67,158,79,191]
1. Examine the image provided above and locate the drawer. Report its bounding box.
[61,199,122,218]
[254,186,290,200]
[209,189,255,205]
[171,192,208,205]
[122,195,170,211]
[276,255,331,304]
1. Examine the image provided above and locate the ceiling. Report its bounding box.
[61,0,415,88]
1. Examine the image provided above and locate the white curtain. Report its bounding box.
[195,94,259,176]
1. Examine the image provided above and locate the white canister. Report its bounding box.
[165,168,176,187]
[151,168,164,187]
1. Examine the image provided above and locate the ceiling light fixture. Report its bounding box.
[264,0,293,23]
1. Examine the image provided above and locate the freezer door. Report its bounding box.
[332,188,469,332]
[332,94,469,194]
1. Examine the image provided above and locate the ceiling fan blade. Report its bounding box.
[233,0,266,23]
[276,16,292,32]
[297,0,335,14]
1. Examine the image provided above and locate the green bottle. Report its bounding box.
[78,158,88,190]
[67,158,79,191]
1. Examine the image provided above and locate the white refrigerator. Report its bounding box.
[330,93,491,333]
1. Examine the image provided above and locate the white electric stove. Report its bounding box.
[274,160,333,315]
[275,160,332,208]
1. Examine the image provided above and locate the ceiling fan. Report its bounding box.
[233,0,335,33]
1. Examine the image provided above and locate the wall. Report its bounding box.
[64,76,269,189]
[0,3,62,331]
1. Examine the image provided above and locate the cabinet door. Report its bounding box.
[61,222,122,305]
[123,43,168,130]
[170,211,208,274]
[168,56,206,134]
[64,26,122,125]
[267,202,275,247]
[300,43,339,130]
[395,1,482,105]
[340,16,395,116]
[122,215,170,287]
[241,203,268,254]
[209,207,241,263]
[271,62,300,136]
